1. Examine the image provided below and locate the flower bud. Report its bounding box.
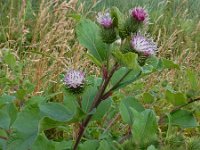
[97,11,117,43]
[97,12,113,29]
[64,70,85,93]
[124,7,149,34]
[130,7,148,23]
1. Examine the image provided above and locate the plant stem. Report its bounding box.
[170,96,200,113]
[119,127,131,144]
[73,63,119,150]
[102,70,142,100]
[101,69,131,100]
[0,136,8,140]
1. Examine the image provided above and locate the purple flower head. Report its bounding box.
[131,34,157,56]
[97,11,113,28]
[130,7,148,23]
[64,70,85,89]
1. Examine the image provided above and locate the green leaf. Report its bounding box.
[146,56,159,68]
[7,104,41,150]
[92,98,112,121]
[142,92,155,104]
[55,140,73,150]
[111,67,141,90]
[76,19,109,62]
[110,7,126,38]
[0,100,17,130]
[86,53,102,67]
[147,145,158,150]
[31,135,55,150]
[169,110,198,128]
[0,95,16,107]
[82,85,98,113]
[97,140,112,150]
[165,90,187,106]
[63,93,85,122]
[16,89,27,100]
[161,58,179,69]
[0,129,7,150]
[186,69,198,90]
[39,102,74,122]
[67,13,82,21]
[63,93,77,116]
[7,103,18,126]
[112,51,141,70]
[131,109,158,147]
[32,135,73,150]
[119,96,144,125]
[39,117,65,131]
[3,51,16,68]
[142,56,159,74]
[0,110,10,130]
[79,140,99,150]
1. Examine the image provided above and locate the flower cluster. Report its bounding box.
[131,34,157,56]
[96,6,157,56]
[64,70,85,90]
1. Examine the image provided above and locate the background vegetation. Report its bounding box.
[0,0,199,149]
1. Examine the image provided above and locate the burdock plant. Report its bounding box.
[3,4,199,150]
[72,5,198,150]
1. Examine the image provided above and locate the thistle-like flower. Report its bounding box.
[131,34,157,56]
[130,7,148,23]
[97,12,113,28]
[64,70,85,90]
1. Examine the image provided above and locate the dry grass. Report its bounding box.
[1,0,199,95]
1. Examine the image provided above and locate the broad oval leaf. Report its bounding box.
[165,90,187,106]
[168,110,199,128]
[82,85,98,113]
[92,98,112,121]
[112,50,141,70]
[76,19,109,62]
[111,67,141,91]
[131,109,158,147]
[79,140,99,150]
[7,104,41,150]
[119,96,144,125]
[39,102,74,122]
